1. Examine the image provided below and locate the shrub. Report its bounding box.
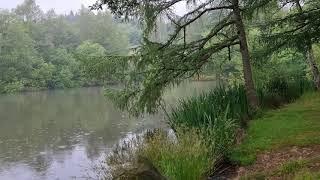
[258,77,314,108]
[3,81,24,93]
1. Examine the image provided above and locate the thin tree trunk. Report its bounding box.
[295,1,320,90]
[232,0,259,109]
[307,44,320,90]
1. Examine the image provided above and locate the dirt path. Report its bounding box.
[232,145,320,179]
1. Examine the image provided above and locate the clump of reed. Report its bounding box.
[169,85,249,130]
[169,77,314,131]
[104,114,237,180]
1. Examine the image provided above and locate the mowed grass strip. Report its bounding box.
[230,92,320,165]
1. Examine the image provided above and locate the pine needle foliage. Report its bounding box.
[90,0,265,115]
[252,0,320,59]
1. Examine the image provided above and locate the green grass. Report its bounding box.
[230,92,320,165]
[293,170,320,180]
[138,128,216,180]
[276,156,320,176]
[278,159,308,175]
[138,113,237,179]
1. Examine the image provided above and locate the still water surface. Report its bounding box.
[0,82,214,180]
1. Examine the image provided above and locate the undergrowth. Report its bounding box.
[101,77,315,179]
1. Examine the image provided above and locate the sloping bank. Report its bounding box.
[100,80,317,179]
[230,92,320,179]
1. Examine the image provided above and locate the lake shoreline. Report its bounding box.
[0,82,214,180]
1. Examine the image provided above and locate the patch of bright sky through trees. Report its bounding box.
[0,0,188,16]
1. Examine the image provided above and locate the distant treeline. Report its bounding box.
[0,0,141,93]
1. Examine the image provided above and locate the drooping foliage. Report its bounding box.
[252,0,320,89]
[92,0,276,115]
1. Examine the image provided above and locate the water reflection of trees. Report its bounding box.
[0,88,148,173]
[0,82,212,175]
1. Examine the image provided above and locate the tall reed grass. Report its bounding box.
[139,128,216,180]
[169,77,314,131]
[105,114,237,180]
[103,77,314,180]
[169,85,249,130]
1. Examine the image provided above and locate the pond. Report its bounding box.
[0,81,215,180]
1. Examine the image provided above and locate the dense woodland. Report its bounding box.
[0,0,142,93]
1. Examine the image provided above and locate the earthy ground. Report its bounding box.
[227,93,320,180]
[235,145,320,179]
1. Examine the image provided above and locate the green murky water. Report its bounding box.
[0,82,214,180]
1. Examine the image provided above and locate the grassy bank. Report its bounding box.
[104,79,316,179]
[227,92,320,179]
[230,92,320,166]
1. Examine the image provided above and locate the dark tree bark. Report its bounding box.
[295,0,320,91]
[307,43,320,90]
[232,0,259,109]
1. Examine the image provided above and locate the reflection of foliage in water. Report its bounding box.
[0,82,214,177]
[0,88,139,172]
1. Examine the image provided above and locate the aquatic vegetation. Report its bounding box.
[139,128,217,180]
[105,119,237,180]
[168,85,249,129]
[169,78,314,131]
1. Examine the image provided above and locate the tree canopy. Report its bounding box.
[86,0,320,116]
[91,0,269,114]
[0,0,136,93]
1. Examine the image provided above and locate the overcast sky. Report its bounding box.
[0,0,187,15]
[0,0,96,14]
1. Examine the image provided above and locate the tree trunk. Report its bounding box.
[232,0,259,109]
[294,1,320,90]
[307,44,320,90]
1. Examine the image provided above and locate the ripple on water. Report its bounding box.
[0,84,210,179]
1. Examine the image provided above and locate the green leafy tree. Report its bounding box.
[36,12,80,53]
[75,41,107,80]
[0,11,41,92]
[46,48,80,88]
[30,63,55,88]
[91,0,267,115]
[75,41,128,83]
[15,0,43,22]
[0,0,136,93]
[77,6,130,55]
[255,0,320,90]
